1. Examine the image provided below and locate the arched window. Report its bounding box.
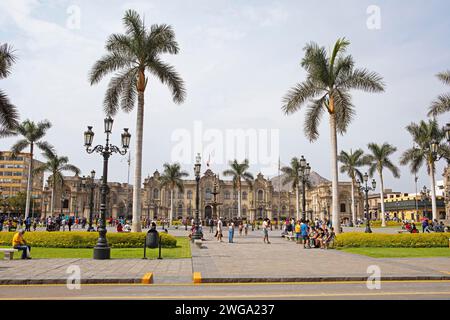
[225,191,231,200]
[153,188,159,200]
[177,204,183,216]
[242,208,247,217]
[178,190,184,199]
[242,191,248,200]
[258,190,264,201]
[187,190,193,200]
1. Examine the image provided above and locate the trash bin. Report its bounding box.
[146,229,159,249]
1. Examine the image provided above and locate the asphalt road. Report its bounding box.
[0,281,449,300]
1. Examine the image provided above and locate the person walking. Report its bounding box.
[228,221,235,243]
[217,217,223,242]
[301,220,310,249]
[262,218,270,244]
[244,221,248,236]
[209,219,214,233]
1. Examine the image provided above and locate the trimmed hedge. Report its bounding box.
[335,232,450,248]
[0,231,177,249]
[369,221,402,227]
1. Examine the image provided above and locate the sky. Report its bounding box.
[0,0,449,193]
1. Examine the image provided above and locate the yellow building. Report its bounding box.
[384,193,446,222]
[0,151,44,216]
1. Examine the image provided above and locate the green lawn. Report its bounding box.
[1,237,191,260]
[339,247,450,258]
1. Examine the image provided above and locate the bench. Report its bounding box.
[0,248,18,260]
[194,240,203,249]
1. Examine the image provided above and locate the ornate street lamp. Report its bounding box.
[192,153,202,240]
[298,156,311,221]
[356,173,376,233]
[84,117,131,260]
[420,185,431,219]
[81,170,97,232]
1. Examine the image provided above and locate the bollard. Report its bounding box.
[158,235,163,260]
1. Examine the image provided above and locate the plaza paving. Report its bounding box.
[0,228,449,285]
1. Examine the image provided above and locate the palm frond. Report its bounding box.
[89,53,134,85]
[149,24,179,55]
[0,90,19,131]
[148,58,186,104]
[428,93,450,117]
[0,43,17,79]
[103,68,138,116]
[339,68,385,93]
[437,70,450,86]
[281,80,321,115]
[304,95,326,141]
[333,89,355,135]
[11,139,29,155]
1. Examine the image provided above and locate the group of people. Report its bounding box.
[284,218,335,249]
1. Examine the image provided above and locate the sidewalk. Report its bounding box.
[0,229,449,285]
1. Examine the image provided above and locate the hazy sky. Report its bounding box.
[0,0,449,193]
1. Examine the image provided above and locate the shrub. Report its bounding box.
[335,232,450,248]
[369,221,403,227]
[0,231,177,248]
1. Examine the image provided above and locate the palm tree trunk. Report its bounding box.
[50,175,56,215]
[295,185,300,221]
[131,91,145,232]
[379,170,386,227]
[351,178,356,226]
[24,143,34,219]
[329,112,340,233]
[238,180,242,218]
[429,161,438,221]
[170,188,174,226]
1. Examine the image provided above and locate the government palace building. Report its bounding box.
[40,166,368,224]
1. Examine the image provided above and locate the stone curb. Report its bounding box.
[200,275,450,283]
[0,278,142,285]
[1,275,449,285]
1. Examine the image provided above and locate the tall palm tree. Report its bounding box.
[281,157,301,220]
[0,43,19,137]
[400,120,450,221]
[89,10,186,232]
[223,159,254,219]
[11,120,54,219]
[160,163,188,225]
[34,150,80,216]
[428,71,450,117]
[365,143,400,227]
[338,149,369,226]
[281,38,385,233]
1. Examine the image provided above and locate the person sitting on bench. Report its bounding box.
[12,229,32,260]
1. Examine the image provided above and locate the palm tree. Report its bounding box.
[89,10,186,232]
[34,150,80,216]
[400,120,450,221]
[366,143,400,227]
[11,120,54,219]
[223,159,254,219]
[0,43,19,137]
[159,163,188,226]
[338,149,369,226]
[281,157,302,220]
[428,71,450,117]
[281,38,385,233]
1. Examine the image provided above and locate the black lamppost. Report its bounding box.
[81,170,96,232]
[299,156,311,221]
[420,185,431,220]
[356,173,376,233]
[84,117,131,260]
[192,153,202,240]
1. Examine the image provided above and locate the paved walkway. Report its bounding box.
[0,229,449,284]
[192,231,450,282]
